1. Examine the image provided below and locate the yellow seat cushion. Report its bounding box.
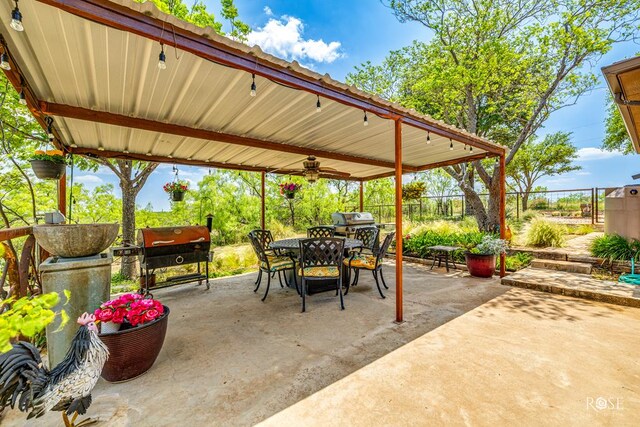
[299,266,340,278]
[261,256,294,272]
[344,254,377,270]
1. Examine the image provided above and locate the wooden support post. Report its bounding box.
[394,119,403,323]
[499,154,506,278]
[58,172,67,218]
[261,171,266,230]
[359,181,364,212]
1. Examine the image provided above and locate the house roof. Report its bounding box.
[602,56,640,155]
[1,0,505,180]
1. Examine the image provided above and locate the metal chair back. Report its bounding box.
[353,226,379,253]
[247,233,270,265]
[376,232,396,266]
[307,226,335,238]
[299,238,345,270]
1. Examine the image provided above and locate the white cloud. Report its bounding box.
[576,147,624,161]
[247,16,342,64]
[263,6,273,16]
[575,171,591,176]
[74,174,105,189]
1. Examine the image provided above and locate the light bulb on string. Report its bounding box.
[363,111,368,126]
[316,95,321,113]
[470,146,473,153]
[18,88,26,105]
[10,1,23,32]
[0,53,10,70]
[250,73,257,97]
[158,43,166,70]
[426,131,431,144]
[449,139,453,150]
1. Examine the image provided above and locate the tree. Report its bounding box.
[348,0,640,230]
[602,97,634,154]
[507,132,580,211]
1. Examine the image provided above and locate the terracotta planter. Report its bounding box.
[465,253,496,278]
[171,191,185,201]
[30,159,66,180]
[99,306,169,382]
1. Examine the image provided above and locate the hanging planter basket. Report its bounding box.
[171,191,185,202]
[30,159,66,180]
[285,193,295,200]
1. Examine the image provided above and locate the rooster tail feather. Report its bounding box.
[66,394,92,416]
[0,342,48,414]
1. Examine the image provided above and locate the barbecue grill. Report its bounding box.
[136,226,211,294]
[332,212,377,237]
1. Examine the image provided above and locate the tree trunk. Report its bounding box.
[464,167,475,216]
[120,185,137,279]
[521,193,529,212]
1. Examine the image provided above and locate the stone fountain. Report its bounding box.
[33,223,119,366]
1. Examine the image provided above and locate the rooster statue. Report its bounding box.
[0,313,109,427]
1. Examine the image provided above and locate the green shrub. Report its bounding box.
[590,234,640,263]
[404,229,486,261]
[521,210,540,222]
[570,224,596,236]
[501,252,533,271]
[526,219,565,247]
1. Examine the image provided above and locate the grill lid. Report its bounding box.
[332,212,375,225]
[137,226,210,248]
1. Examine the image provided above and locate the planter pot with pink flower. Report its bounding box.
[95,293,169,382]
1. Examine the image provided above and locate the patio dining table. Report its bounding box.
[270,237,363,294]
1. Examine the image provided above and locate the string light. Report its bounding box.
[449,139,453,150]
[158,43,166,70]
[0,53,10,70]
[426,131,431,144]
[18,88,26,105]
[464,144,467,150]
[470,146,473,153]
[10,1,23,32]
[316,95,321,112]
[98,146,105,151]
[250,73,257,97]
[363,111,368,126]
[45,117,54,141]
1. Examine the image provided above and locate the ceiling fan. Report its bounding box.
[274,156,351,183]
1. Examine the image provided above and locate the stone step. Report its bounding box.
[530,259,592,274]
[501,267,640,308]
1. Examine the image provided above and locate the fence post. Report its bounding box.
[595,187,599,224]
[591,187,595,225]
[516,192,520,220]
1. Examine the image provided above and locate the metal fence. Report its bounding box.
[356,187,606,225]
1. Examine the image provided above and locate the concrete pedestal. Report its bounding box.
[40,252,112,367]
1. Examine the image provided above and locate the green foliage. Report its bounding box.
[0,292,67,354]
[570,224,596,236]
[602,94,635,155]
[473,235,508,255]
[590,234,640,263]
[502,252,533,272]
[526,219,565,247]
[404,221,486,260]
[30,153,67,164]
[211,244,257,277]
[521,210,540,222]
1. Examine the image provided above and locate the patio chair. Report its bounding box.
[298,238,345,312]
[248,230,297,301]
[348,226,380,287]
[307,226,335,238]
[345,232,395,299]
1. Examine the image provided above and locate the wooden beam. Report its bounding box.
[41,102,415,172]
[0,227,33,242]
[394,119,403,323]
[38,0,504,155]
[359,181,364,212]
[58,172,67,217]
[261,171,266,230]
[499,154,506,278]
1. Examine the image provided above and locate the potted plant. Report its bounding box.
[279,182,301,199]
[163,180,189,201]
[402,181,426,201]
[95,293,169,382]
[30,149,67,180]
[464,235,508,278]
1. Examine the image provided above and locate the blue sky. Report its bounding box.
[75,1,640,211]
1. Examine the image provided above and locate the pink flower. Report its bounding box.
[94,307,113,322]
[144,309,159,322]
[112,307,127,324]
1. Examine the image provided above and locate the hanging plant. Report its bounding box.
[279,182,301,199]
[29,149,67,180]
[163,180,189,202]
[402,181,426,201]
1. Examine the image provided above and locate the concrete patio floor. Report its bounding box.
[2,262,639,426]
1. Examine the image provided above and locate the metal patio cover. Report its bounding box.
[0,0,505,180]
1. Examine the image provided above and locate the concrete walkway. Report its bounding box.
[3,263,639,426]
[261,287,640,427]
